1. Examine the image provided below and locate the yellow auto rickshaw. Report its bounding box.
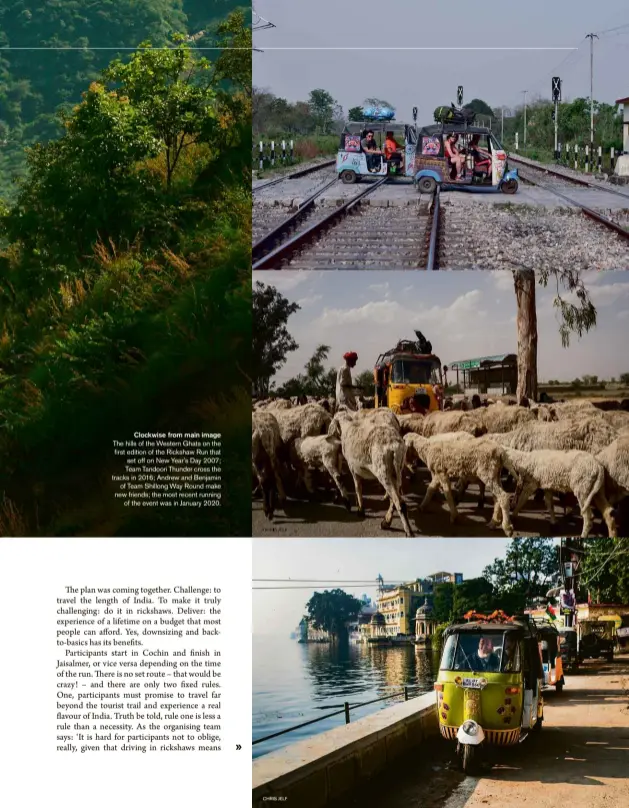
[374,332,443,415]
[536,622,565,692]
[435,611,544,774]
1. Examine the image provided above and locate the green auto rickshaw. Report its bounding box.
[435,611,544,774]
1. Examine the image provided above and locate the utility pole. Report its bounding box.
[586,33,599,155]
[522,90,528,149]
[501,106,504,143]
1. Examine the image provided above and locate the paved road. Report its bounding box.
[337,656,629,808]
[252,470,610,538]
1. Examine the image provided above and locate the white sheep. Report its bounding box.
[497,417,618,454]
[502,447,617,537]
[596,431,629,506]
[290,435,351,509]
[252,411,287,519]
[403,433,514,537]
[273,403,332,444]
[329,411,413,536]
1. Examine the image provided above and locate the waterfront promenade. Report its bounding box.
[253,655,629,808]
[341,655,629,808]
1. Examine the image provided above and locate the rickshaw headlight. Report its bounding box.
[462,720,478,735]
[434,683,444,692]
[505,686,520,695]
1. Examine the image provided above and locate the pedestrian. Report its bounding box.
[336,351,360,411]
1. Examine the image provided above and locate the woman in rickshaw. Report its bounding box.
[468,134,492,178]
[384,130,404,171]
[445,133,465,179]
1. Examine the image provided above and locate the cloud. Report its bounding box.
[296,294,323,307]
[488,271,514,292]
[253,271,312,293]
[316,299,403,327]
[368,282,390,294]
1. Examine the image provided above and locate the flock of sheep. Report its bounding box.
[251,397,629,537]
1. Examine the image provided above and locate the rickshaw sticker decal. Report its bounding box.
[503,716,512,724]
[422,136,441,155]
[442,703,450,711]
[497,706,505,715]
[504,698,512,705]
[344,134,361,152]
[441,711,448,720]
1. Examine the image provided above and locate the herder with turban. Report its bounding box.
[336,351,359,411]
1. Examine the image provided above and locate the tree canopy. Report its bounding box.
[305,589,363,640]
[252,282,300,398]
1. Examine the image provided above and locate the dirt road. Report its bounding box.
[253,470,610,538]
[337,656,629,808]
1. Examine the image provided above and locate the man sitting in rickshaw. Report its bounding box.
[361,130,383,172]
[445,133,466,180]
[468,636,501,672]
[468,134,492,178]
[384,130,404,171]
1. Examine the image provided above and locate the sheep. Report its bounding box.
[501,447,616,537]
[252,411,287,519]
[290,435,351,509]
[272,403,332,445]
[596,431,629,506]
[403,433,514,537]
[407,410,486,438]
[329,411,413,537]
[474,404,538,434]
[496,417,618,454]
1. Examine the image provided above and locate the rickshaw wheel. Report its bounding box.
[460,744,480,775]
[340,170,357,184]
[555,681,564,693]
[418,176,437,194]
[501,179,518,195]
[533,716,543,733]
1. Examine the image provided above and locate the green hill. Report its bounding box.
[0,1,249,197]
[0,8,252,536]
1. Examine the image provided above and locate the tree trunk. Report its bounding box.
[514,270,538,401]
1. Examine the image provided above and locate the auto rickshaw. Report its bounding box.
[578,620,615,662]
[374,333,443,414]
[336,120,418,184]
[536,623,564,692]
[435,611,544,774]
[414,122,519,195]
[558,627,579,672]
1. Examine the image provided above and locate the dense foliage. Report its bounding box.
[0,10,252,537]
[305,589,363,640]
[580,539,629,604]
[0,0,248,197]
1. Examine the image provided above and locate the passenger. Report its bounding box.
[501,633,519,672]
[445,133,465,179]
[361,130,383,173]
[469,134,492,178]
[336,351,360,411]
[469,636,500,673]
[384,130,404,170]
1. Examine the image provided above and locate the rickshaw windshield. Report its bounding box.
[440,632,522,673]
[391,360,436,385]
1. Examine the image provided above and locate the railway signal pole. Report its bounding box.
[457,86,464,107]
[522,90,528,149]
[586,33,599,157]
[552,77,561,161]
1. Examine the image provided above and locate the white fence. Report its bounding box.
[254,140,295,169]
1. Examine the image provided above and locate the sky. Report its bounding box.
[253,270,629,386]
[253,1,629,118]
[253,538,523,636]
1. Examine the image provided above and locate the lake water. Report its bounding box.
[253,635,440,758]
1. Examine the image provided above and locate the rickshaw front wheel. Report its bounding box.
[340,170,357,184]
[555,681,564,693]
[418,176,437,194]
[460,743,480,775]
[533,716,543,733]
[501,179,518,194]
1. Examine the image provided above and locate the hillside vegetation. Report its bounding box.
[0,9,252,537]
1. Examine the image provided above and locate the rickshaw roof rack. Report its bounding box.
[343,121,411,133]
[463,609,517,624]
[375,350,441,367]
[418,123,493,137]
[446,620,527,636]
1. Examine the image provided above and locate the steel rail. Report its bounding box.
[510,155,629,202]
[252,176,338,263]
[425,187,441,270]
[252,176,389,270]
[518,169,629,243]
[252,159,336,193]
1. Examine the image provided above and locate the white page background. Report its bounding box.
[0,536,252,808]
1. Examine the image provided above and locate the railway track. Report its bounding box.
[509,155,629,201]
[254,177,437,269]
[252,159,336,194]
[516,164,629,244]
